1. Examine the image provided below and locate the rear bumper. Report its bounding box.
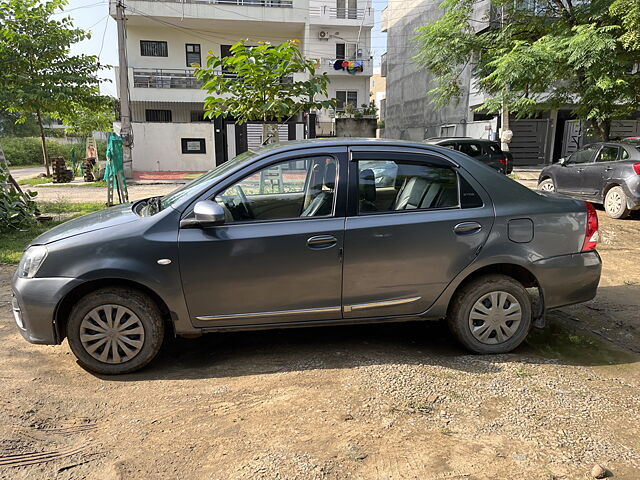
[532,251,602,310]
[11,274,82,345]
[621,178,640,209]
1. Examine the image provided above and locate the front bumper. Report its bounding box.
[532,250,602,310]
[11,274,82,345]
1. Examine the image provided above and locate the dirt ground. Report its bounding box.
[1,180,640,479]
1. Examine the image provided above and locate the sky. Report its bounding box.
[59,0,389,98]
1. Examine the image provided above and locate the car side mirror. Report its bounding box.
[180,200,225,228]
[558,157,567,166]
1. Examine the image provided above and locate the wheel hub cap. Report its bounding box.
[468,291,522,345]
[606,192,622,214]
[79,305,145,364]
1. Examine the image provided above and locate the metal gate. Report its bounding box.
[221,121,306,166]
[509,119,550,166]
[562,120,640,158]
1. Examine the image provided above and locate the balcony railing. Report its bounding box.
[133,68,293,89]
[133,68,203,89]
[309,6,373,20]
[150,0,293,7]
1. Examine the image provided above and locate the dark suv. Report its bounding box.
[538,142,640,218]
[424,138,513,174]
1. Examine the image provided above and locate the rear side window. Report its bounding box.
[458,143,483,158]
[357,160,459,213]
[596,146,619,162]
[485,144,502,155]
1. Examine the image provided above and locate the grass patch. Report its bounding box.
[39,180,107,188]
[18,177,51,186]
[10,164,43,169]
[39,201,105,215]
[0,201,108,264]
[507,173,521,180]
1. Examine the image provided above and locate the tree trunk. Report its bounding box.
[35,110,51,177]
[589,119,611,141]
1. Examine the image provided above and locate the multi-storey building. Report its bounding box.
[381,0,640,166]
[109,0,374,172]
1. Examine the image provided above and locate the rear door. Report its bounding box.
[581,145,620,200]
[342,147,494,318]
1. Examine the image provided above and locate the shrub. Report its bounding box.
[0,163,40,231]
[0,137,106,167]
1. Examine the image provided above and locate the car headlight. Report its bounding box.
[17,246,48,279]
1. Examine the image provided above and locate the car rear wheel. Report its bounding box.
[604,186,630,219]
[538,178,555,192]
[67,288,164,375]
[448,274,532,354]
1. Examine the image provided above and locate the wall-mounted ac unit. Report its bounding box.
[318,30,330,40]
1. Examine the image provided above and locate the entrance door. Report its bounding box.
[342,149,494,318]
[178,151,347,327]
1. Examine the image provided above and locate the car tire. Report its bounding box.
[448,274,532,354]
[66,288,164,375]
[538,178,555,192]
[604,186,630,219]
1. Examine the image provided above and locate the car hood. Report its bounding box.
[31,203,139,245]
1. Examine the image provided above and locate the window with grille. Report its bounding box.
[186,44,201,67]
[145,109,172,122]
[336,91,358,111]
[190,110,208,122]
[140,40,168,57]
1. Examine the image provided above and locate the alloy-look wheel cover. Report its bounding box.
[605,190,624,216]
[468,291,522,345]
[79,304,145,364]
[539,181,555,192]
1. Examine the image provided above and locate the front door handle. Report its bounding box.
[453,222,482,235]
[307,235,337,250]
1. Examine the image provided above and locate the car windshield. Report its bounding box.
[159,150,256,211]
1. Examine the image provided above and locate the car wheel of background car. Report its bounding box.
[448,274,532,354]
[67,288,164,375]
[604,186,630,219]
[538,178,555,192]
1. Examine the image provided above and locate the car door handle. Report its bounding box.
[453,222,482,235]
[307,235,337,250]
[605,167,613,171]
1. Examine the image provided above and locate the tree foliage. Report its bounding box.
[62,99,116,138]
[0,0,111,172]
[414,0,640,139]
[0,162,39,232]
[195,40,335,124]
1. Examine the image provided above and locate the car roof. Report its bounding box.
[425,137,498,144]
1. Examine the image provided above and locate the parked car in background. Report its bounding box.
[424,137,513,174]
[538,142,640,218]
[13,139,600,374]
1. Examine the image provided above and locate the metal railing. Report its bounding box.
[133,68,203,89]
[150,0,293,7]
[309,6,373,20]
[133,68,293,89]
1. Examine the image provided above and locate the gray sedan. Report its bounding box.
[12,140,602,374]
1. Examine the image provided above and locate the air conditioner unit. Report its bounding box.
[318,30,330,40]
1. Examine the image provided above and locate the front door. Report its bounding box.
[342,149,494,319]
[178,151,347,327]
[580,145,619,200]
[555,144,600,194]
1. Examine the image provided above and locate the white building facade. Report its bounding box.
[109,0,374,172]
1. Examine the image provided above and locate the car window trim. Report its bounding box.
[349,153,463,216]
[180,149,348,225]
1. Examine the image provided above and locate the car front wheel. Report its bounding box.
[66,288,164,375]
[448,274,532,354]
[538,178,555,192]
[604,186,630,219]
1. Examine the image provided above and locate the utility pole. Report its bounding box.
[115,0,133,178]
[499,5,512,153]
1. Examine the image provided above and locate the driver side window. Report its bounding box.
[569,145,599,164]
[214,156,338,223]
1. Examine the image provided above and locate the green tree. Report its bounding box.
[0,0,110,175]
[195,40,334,143]
[414,0,640,140]
[62,98,116,138]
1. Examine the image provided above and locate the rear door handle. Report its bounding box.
[453,222,482,235]
[307,235,337,250]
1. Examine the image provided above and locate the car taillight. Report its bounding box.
[582,202,599,252]
[633,162,640,175]
[499,157,508,165]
